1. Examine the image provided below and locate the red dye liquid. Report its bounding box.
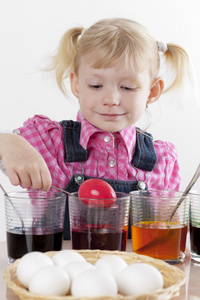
[72,229,127,251]
[7,230,63,260]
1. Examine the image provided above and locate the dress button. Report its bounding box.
[104,135,111,143]
[137,181,147,190]
[108,160,116,167]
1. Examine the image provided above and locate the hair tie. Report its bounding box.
[80,28,86,38]
[157,40,168,54]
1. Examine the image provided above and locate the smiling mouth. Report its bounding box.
[98,113,125,120]
[99,113,125,117]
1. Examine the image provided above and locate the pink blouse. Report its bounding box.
[15,110,181,191]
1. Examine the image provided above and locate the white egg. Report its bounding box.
[63,260,96,282]
[16,252,54,288]
[71,269,118,297]
[52,250,85,267]
[95,255,127,279]
[29,265,70,296]
[116,263,164,296]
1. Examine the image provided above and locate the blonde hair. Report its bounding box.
[49,18,190,96]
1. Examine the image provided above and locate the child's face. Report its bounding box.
[71,54,158,132]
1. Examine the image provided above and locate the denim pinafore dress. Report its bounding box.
[60,120,157,240]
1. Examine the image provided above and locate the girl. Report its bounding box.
[0,18,191,239]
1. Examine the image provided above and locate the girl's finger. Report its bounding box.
[17,172,32,189]
[29,169,44,190]
[40,167,52,191]
[6,168,21,187]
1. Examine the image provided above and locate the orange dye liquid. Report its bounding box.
[122,225,128,250]
[131,221,187,260]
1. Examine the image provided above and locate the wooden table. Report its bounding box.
[1,240,200,299]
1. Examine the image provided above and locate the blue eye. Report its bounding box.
[89,84,102,89]
[121,86,135,91]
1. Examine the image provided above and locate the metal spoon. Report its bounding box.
[168,163,200,224]
[51,185,70,195]
[136,164,200,251]
[0,184,25,234]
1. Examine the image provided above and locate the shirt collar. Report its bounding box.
[77,110,137,162]
[77,110,102,149]
[119,125,137,162]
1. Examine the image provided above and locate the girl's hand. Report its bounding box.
[0,133,52,191]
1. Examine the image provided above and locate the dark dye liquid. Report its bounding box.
[190,225,200,254]
[72,229,127,251]
[7,230,63,260]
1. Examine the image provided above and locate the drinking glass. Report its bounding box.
[130,190,190,263]
[4,191,66,264]
[69,192,130,251]
[190,190,200,263]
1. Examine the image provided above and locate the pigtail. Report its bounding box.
[163,43,191,94]
[50,27,84,95]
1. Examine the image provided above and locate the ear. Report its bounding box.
[70,73,79,98]
[147,78,164,105]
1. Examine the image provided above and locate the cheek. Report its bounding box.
[79,99,94,122]
[79,97,91,111]
[127,99,147,123]
[128,97,146,113]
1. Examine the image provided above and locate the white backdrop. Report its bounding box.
[0,0,200,241]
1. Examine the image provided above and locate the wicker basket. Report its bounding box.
[4,250,185,300]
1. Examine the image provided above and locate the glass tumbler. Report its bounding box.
[190,190,200,263]
[69,192,130,251]
[4,191,66,264]
[130,190,190,263]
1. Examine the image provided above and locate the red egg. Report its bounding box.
[78,179,116,207]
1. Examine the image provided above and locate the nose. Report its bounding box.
[102,88,120,106]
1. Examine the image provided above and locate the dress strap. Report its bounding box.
[60,120,87,162]
[132,128,157,172]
